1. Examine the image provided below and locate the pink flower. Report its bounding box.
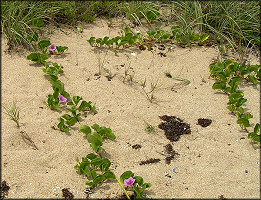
[124,177,135,187]
[58,95,67,103]
[48,44,56,51]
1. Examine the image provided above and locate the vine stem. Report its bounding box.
[78,120,82,126]
[115,176,130,200]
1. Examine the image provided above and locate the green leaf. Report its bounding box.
[91,124,101,132]
[73,96,82,105]
[227,105,235,112]
[247,75,257,84]
[79,125,91,135]
[171,26,180,36]
[244,113,253,120]
[90,169,97,179]
[53,87,59,99]
[237,107,244,114]
[87,37,96,46]
[26,52,42,63]
[235,98,247,107]
[123,27,130,35]
[99,127,116,139]
[26,31,38,42]
[58,118,69,132]
[199,33,209,42]
[99,159,111,172]
[61,91,70,98]
[89,143,100,153]
[87,132,102,145]
[30,18,44,27]
[237,118,250,127]
[38,40,51,51]
[223,59,234,68]
[87,171,115,188]
[134,176,144,186]
[254,123,260,134]
[246,65,259,73]
[120,171,134,184]
[66,117,78,126]
[252,135,260,143]
[214,72,227,81]
[78,100,94,112]
[229,91,244,99]
[190,32,200,41]
[248,132,255,139]
[86,153,98,160]
[140,183,152,194]
[212,82,226,90]
[67,101,74,106]
[56,46,68,54]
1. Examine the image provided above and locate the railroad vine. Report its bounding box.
[209,59,260,144]
[26,40,151,199]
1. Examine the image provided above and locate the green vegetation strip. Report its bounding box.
[209,59,260,144]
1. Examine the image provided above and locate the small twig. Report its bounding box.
[156,151,171,157]
[20,131,39,150]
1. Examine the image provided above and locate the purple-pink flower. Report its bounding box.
[58,95,67,103]
[48,44,56,51]
[124,177,135,187]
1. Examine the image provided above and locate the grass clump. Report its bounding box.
[3,101,20,128]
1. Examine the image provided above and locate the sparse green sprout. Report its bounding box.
[3,101,20,127]
[144,121,155,133]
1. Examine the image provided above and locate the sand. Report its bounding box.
[1,18,260,199]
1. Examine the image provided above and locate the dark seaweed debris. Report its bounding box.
[158,115,191,142]
[62,188,74,199]
[139,158,161,165]
[164,144,179,164]
[1,181,10,199]
[132,144,142,149]
[197,118,212,127]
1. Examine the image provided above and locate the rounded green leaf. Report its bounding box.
[212,82,226,90]
[237,118,250,127]
[247,75,257,84]
[30,18,44,27]
[199,33,209,42]
[254,123,260,134]
[134,176,144,186]
[120,171,134,184]
[38,40,51,51]
[79,125,91,135]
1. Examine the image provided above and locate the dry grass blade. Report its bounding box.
[3,101,20,127]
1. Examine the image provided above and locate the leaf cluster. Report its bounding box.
[120,171,152,199]
[26,40,68,65]
[74,153,115,188]
[79,124,115,153]
[210,59,260,143]
[58,96,96,132]
[87,27,140,49]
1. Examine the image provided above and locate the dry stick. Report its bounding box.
[20,131,39,150]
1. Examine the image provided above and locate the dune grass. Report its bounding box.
[1,0,260,60]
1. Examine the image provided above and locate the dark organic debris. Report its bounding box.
[218,194,227,200]
[139,158,161,165]
[139,45,146,51]
[197,118,212,127]
[158,115,191,142]
[119,193,135,199]
[1,181,10,199]
[158,52,166,57]
[164,144,173,154]
[164,144,179,164]
[62,188,74,199]
[105,75,113,81]
[132,144,142,149]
